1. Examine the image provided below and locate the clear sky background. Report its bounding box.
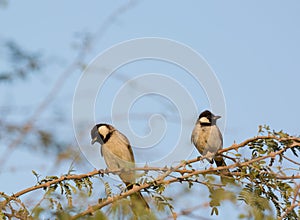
[1,1,300,219]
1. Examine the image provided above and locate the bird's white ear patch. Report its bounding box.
[98,125,110,138]
[199,117,210,123]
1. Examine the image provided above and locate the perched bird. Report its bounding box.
[191,110,233,184]
[91,123,149,211]
[191,110,225,166]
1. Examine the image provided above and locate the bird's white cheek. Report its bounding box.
[199,117,210,123]
[98,126,109,138]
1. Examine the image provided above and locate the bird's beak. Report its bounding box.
[91,137,98,145]
[214,115,221,120]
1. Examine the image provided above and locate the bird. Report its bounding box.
[90,123,149,212]
[191,110,232,182]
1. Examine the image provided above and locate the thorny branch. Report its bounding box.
[1,135,299,219]
[71,135,300,219]
[279,184,300,220]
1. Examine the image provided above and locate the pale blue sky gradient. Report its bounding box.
[1,1,300,219]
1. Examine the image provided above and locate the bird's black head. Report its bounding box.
[198,110,221,126]
[91,123,113,145]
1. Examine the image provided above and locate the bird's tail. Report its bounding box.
[214,156,234,184]
[214,156,227,167]
[130,190,150,210]
[126,184,150,216]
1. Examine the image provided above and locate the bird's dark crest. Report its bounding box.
[198,110,214,119]
[198,110,220,126]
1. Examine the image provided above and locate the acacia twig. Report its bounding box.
[71,138,300,219]
[2,135,299,219]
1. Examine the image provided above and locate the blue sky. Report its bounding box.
[1,1,300,219]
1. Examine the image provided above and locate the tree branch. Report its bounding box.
[219,135,300,154]
[71,137,300,218]
[2,135,299,219]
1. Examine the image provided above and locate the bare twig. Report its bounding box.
[282,155,300,166]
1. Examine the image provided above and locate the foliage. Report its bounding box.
[1,126,299,219]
